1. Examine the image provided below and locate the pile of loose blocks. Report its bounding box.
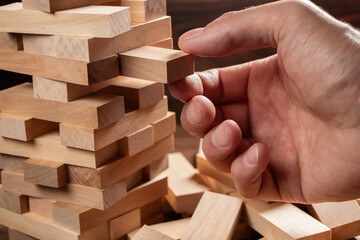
[0,0,360,240]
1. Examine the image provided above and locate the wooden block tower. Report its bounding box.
[0,0,194,239]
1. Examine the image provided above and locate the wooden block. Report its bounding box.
[142,213,163,226]
[0,49,119,85]
[0,32,22,50]
[22,0,116,12]
[109,208,141,240]
[243,198,331,240]
[0,131,118,168]
[165,152,210,214]
[119,46,194,83]
[149,38,173,49]
[199,173,235,194]
[67,135,174,188]
[125,168,144,191]
[0,83,125,129]
[128,218,190,240]
[140,198,163,224]
[143,155,168,180]
[1,171,127,210]
[0,184,29,214]
[23,159,67,188]
[23,16,171,62]
[0,3,130,38]
[52,173,167,233]
[28,197,54,220]
[182,191,242,240]
[152,112,176,142]
[0,113,58,141]
[8,228,38,240]
[60,97,168,151]
[118,125,153,156]
[132,225,175,240]
[307,201,360,240]
[0,154,26,173]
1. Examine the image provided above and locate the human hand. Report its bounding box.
[169,0,360,203]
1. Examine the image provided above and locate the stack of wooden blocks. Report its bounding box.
[0,0,194,239]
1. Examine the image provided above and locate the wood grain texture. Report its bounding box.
[199,173,234,195]
[152,112,176,142]
[143,155,168,181]
[8,228,37,240]
[67,135,174,188]
[52,173,167,233]
[0,185,29,214]
[0,3,131,38]
[119,46,194,83]
[0,154,26,173]
[0,83,124,129]
[182,191,242,240]
[1,171,127,210]
[28,197,54,220]
[60,97,168,151]
[118,125,153,156]
[132,225,175,240]
[0,32,22,51]
[23,159,67,188]
[23,16,171,62]
[0,113,58,141]
[148,37,173,49]
[22,0,116,12]
[307,201,360,240]
[165,152,210,214]
[0,131,118,168]
[0,48,120,85]
[109,208,141,240]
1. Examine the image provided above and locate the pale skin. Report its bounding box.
[169,0,360,203]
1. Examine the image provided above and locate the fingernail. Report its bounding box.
[211,123,230,148]
[180,28,204,41]
[186,100,202,125]
[245,144,258,166]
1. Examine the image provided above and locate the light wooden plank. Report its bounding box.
[199,173,235,194]
[0,83,125,129]
[140,198,163,224]
[307,201,360,240]
[242,198,331,240]
[67,135,174,188]
[119,46,194,83]
[0,184,29,214]
[52,173,167,233]
[0,113,58,141]
[0,3,131,38]
[0,154,26,173]
[165,152,210,214]
[22,0,116,12]
[143,155,168,180]
[23,16,171,62]
[0,32,22,50]
[2,171,127,210]
[23,159,67,188]
[109,208,141,240]
[8,228,38,240]
[118,125,153,156]
[133,225,175,240]
[60,97,168,151]
[28,197,54,220]
[0,49,120,85]
[152,112,176,142]
[149,37,173,49]
[182,191,242,240]
[0,131,118,168]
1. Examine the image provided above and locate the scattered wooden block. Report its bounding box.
[8,228,37,240]
[0,49,120,85]
[307,201,360,240]
[0,32,23,50]
[140,198,163,224]
[67,135,174,188]
[242,198,331,240]
[23,16,171,62]
[149,38,173,49]
[165,152,210,214]
[60,97,168,151]
[118,125,153,156]
[23,159,67,188]
[0,154,26,173]
[52,173,167,233]
[119,46,194,83]
[0,3,130,38]
[109,208,141,240]
[143,155,168,181]
[132,225,175,240]
[28,197,54,220]
[182,191,242,240]
[0,83,125,129]
[0,131,118,168]
[1,171,127,210]
[0,113,58,141]
[152,112,176,142]
[22,0,116,12]
[0,184,29,214]
[199,173,235,195]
